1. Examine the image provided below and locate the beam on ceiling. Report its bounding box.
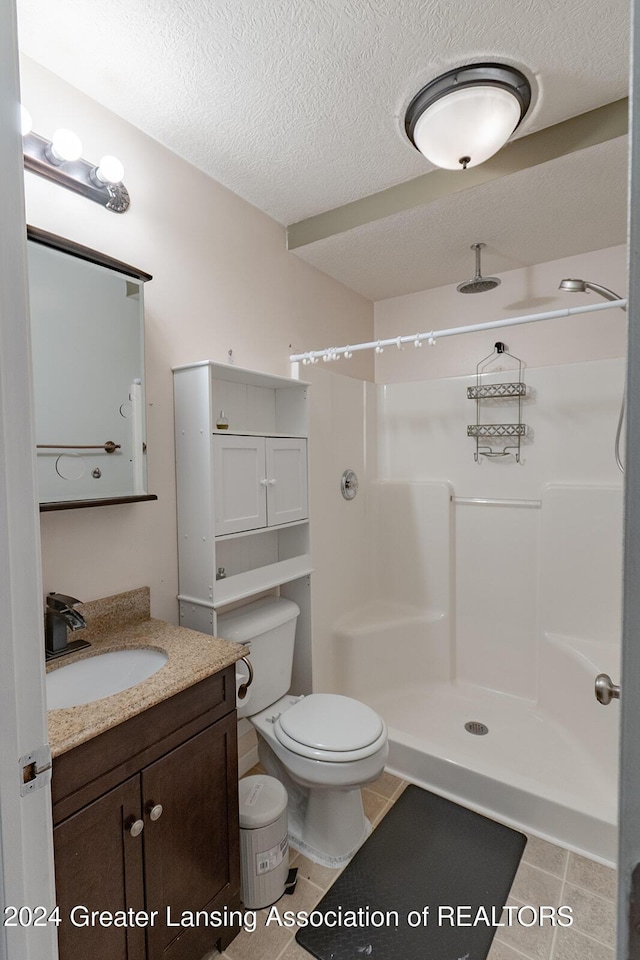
[287,98,628,250]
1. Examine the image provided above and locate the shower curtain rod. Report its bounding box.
[289,298,627,364]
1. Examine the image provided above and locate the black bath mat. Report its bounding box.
[295,784,526,960]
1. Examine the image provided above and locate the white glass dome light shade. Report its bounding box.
[95,155,125,184]
[405,63,532,171]
[412,84,522,170]
[50,128,83,162]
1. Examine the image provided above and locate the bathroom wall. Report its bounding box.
[19,56,374,623]
[304,365,376,692]
[374,244,627,384]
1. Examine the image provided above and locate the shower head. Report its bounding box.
[559,278,625,308]
[457,243,501,294]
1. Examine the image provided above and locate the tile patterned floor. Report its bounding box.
[214,768,617,960]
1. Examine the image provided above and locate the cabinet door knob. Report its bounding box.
[268,478,277,485]
[259,478,269,486]
[148,803,163,821]
[129,818,144,837]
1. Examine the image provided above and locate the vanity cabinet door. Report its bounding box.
[53,776,145,960]
[142,712,240,960]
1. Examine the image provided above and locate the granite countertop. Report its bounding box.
[47,586,246,758]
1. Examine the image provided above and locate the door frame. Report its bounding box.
[617,1,640,952]
[0,1,58,958]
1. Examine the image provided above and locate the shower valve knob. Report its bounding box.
[594,673,620,705]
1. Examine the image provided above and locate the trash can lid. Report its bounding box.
[239,775,288,829]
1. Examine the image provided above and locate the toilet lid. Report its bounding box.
[277,693,384,753]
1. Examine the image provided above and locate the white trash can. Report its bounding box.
[239,775,289,909]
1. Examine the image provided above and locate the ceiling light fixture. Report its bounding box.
[21,110,130,213]
[405,63,531,171]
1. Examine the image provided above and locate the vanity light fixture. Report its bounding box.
[22,112,130,213]
[404,63,532,170]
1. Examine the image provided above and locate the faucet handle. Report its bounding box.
[46,592,83,610]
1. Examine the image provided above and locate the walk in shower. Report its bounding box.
[306,331,624,865]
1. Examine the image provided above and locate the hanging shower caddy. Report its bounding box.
[467,342,527,462]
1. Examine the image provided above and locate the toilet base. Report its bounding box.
[257,739,373,868]
[288,788,373,868]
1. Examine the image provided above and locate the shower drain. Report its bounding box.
[465,721,489,736]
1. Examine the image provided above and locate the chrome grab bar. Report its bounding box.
[37,441,121,453]
[595,673,621,705]
[237,656,254,701]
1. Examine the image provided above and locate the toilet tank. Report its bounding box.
[217,597,300,718]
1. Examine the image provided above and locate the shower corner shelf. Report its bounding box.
[467,342,528,462]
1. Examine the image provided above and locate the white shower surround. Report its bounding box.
[325,358,623,865]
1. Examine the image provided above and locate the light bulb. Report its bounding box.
[50,128,83,162]
[20,106,32,136]
[95,155,124,184]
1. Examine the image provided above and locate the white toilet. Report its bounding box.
[218,596,389,867]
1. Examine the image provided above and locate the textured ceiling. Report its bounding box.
[16,0,631,299]
[293,138,629,300]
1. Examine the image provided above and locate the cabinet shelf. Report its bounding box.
[215,518,309,542]
[212,555,313,607]
[213,430,307,438]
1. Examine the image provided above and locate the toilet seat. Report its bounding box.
[274,693,387,762]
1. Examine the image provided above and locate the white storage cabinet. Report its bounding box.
[173,361,312,636]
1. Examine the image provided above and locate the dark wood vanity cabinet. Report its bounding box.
[51,666,241,960]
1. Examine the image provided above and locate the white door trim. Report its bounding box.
[0,2,58,957]
[616,2,638,955]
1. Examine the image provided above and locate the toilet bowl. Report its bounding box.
[218,597,389,867]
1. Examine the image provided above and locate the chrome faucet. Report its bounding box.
[45,593,91,661]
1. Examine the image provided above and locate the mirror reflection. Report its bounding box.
[27,229,154,508]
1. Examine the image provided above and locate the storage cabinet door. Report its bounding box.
[213,435,267,535]
[142,713,240,960]
[266,437,308,526]
[53,776,145,960]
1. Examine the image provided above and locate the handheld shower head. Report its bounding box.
[457,243,501,294]
[559,278,625,308]
[559,275,627,475]
[559,278,588,294]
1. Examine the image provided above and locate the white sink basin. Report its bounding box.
[46,648,168,709]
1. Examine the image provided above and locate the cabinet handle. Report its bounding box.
[268,478,277,485]
[147,803,163,821]
[260,479,269,486]
[129,818,144,837]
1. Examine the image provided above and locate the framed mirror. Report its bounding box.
[27,226,157,510]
